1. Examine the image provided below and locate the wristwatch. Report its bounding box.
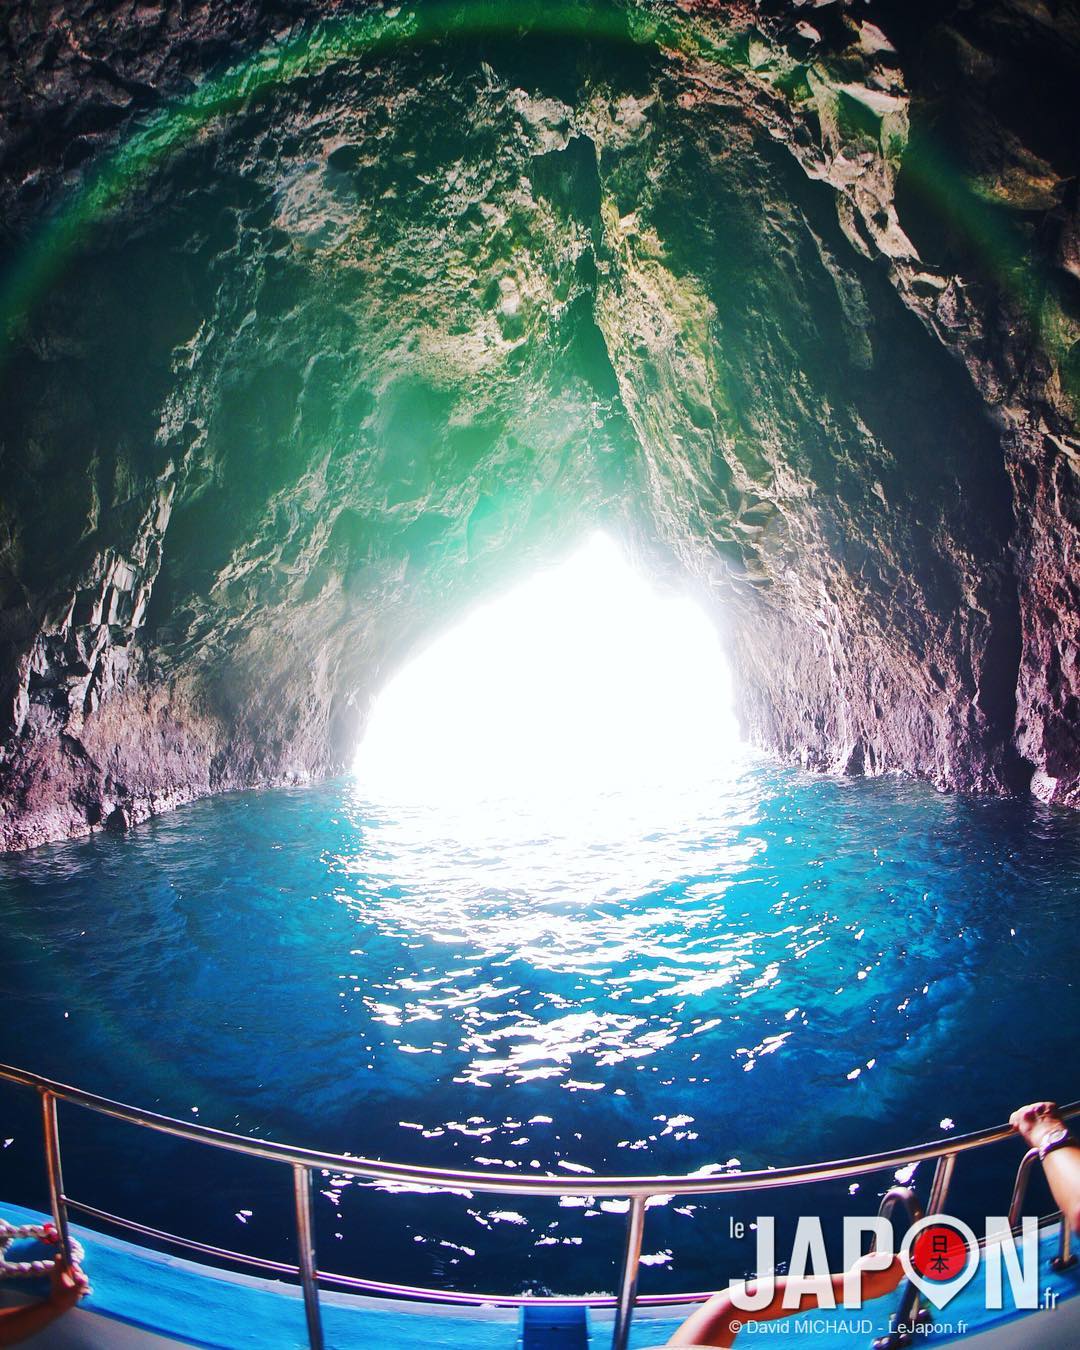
[1038,1126,1076,1162]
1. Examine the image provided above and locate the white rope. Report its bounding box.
[0,1221,85,1279]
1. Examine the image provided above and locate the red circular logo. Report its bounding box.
[909,1222,969,1282]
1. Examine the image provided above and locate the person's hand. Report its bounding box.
[1010,1101,1066,1151]
[854,1252,905,1301]
[47,1261,88,1312]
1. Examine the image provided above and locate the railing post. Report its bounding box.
[1052,1220,1075,1272]
[892,1154,955,1334]
[611,1195,646,1350]
[875,1161,954,1350]
[292,1164,324,1350]
[1012,1147,1075,1271]
[1008,1149,1038,1227]
[925,1154,955,1217]
[40,1090,73,1267]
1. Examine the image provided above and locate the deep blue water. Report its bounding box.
[0,761,1078,1295]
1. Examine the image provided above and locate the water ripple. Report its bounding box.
[0,761,1078,1292]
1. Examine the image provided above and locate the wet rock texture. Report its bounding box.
[0,0,1077,849]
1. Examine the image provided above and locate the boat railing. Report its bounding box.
[874,1185,924,1342]
[1,1063,1076,1350]
[1009,1144,1076,1271]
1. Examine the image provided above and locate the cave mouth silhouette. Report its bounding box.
[353,531,742,806]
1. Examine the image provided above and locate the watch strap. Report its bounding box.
[1038,1126,1075,1162]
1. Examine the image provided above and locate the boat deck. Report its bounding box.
[2,1202,1079,1349]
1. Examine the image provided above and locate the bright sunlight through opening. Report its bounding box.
[354,532,742,805]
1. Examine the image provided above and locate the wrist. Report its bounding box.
[1038,1125,1077,1162]
[1025,1116,1068,1150]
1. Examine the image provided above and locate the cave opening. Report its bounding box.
[0,1,1079,1337]
[353,530,743,807]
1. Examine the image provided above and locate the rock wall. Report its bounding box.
[0,0,1077,850]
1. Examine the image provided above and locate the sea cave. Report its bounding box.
[0,3,1078,1348]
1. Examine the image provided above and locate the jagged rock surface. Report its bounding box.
[0,0,1077,850]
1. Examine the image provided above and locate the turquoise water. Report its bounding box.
[0,760,1077,1294]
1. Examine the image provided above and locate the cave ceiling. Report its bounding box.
[0,0,1078,849]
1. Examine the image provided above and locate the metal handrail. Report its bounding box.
[1009,1149,1040,1228]
[65,1196,715,1308]
[1,1064,1076,1350]
[1009,1146,1076,1272]
[5,1063,1074,1197]
[873,1185,925,1350]
[61,1180,1080,1308]
[876,1184,924,1229]
[65,1199,302,1279]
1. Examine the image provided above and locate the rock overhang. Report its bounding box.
[0,0,1077,849]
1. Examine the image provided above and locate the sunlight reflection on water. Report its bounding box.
[0,761,1078,1291]
[329,760,780,1090]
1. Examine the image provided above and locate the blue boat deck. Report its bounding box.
[2,1202,1079,1348]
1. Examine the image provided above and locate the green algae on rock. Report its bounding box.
[0,0,1077,849]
